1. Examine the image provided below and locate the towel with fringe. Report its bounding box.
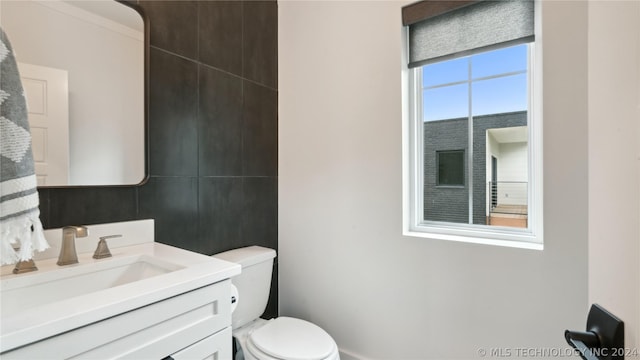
[0,27,48,265]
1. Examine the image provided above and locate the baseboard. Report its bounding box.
[339,347,373,360]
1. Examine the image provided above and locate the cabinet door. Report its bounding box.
[169,327,232,360]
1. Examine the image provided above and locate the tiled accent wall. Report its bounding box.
[37,0,278,318]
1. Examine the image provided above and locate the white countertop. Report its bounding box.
[0,220,240,352]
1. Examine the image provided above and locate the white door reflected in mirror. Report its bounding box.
[20,63,70,186]
[1,0,145,186]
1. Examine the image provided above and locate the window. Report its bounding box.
[437,150,464,186]
[402,0,542,248]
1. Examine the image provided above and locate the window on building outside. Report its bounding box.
[402,0,541,247]
[436,150,464,187]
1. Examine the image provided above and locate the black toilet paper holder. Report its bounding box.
[565,304,624,360]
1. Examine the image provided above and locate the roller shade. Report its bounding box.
[405,0,535,68]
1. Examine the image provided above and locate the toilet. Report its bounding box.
[214,246,340,360]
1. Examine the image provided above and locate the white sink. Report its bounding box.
[0,255,184,313]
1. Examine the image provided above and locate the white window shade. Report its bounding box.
[407,0,535,68]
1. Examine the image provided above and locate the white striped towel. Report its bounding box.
[0,27,48,265]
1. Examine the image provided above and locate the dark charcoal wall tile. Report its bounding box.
[138,177,198,250]
[199,177,243,255]
[264,262,278,319]
[37,189,50,228]
[139,1,198,59]
[242,81,278,176]
[243,0,278,88]
[47,188,137,228]
[199,66,243,176]
[149,48,198,176]
[242,177,277,250]
[198,1,242,76]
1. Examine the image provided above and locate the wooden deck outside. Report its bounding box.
[488,204,528,228]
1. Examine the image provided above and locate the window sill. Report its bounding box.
[403,227,543,251]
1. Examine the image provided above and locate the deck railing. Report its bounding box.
[488,181,528,215]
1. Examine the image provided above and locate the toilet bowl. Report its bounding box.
[214,246,340,360]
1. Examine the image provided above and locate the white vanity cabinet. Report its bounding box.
[2,280,233,359]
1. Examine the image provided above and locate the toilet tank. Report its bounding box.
[213,246,276,329]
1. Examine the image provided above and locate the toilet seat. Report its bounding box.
[246,317,338,360]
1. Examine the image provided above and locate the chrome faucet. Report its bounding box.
[57,225,88,266]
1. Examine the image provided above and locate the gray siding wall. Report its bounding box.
[424,118,468,223]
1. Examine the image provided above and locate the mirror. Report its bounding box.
[0,0,146,186]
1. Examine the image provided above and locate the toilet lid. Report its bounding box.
[249,317,336,360]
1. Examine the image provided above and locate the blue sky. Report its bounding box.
[422,44,528,121]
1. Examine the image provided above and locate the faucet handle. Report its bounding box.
[13,259,38,274]
[92,234,121,259]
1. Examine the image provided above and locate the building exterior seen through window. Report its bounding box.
[420,44,529,229]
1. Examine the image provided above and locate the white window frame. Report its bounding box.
[402,40,543,251]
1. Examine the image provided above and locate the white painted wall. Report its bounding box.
[1,0,144,186]
[587,0,640,351]
[497,142,528,205]
[279,1,589,359]
[498,142,528,183]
